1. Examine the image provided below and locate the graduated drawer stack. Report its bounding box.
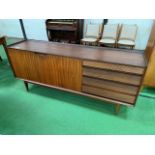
[82,61,145,105]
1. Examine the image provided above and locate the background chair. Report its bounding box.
[117,24,138,49]
[98,24,119,47]
[81,23,102,46]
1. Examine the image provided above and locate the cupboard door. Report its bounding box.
[58,56,82,91]
[36,54,82,91]
[35,54,61,87]
[8,49,39,82]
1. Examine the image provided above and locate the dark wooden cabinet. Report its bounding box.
[46,19,83,43]
[6,40,146,112]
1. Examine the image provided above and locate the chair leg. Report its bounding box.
[130,45,134,49]
[116,44,119,48]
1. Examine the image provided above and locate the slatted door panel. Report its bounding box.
[8,49,39,82]
[58,56,82,91]
[36,54,82,91]
[35,54,61,87]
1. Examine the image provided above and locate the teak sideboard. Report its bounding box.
[6,40,147,113]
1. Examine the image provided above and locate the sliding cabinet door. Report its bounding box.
[8,49,39,82]
[36,54,82,91]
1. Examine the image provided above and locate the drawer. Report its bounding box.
[83,61,144,75]
[83,67,142,86]
[82,85,136,104]
[83,77,139,95]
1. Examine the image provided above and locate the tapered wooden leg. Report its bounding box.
[24,81,29,91]
[0,56,2,61]
[115,104,121,114]
[140,85,144,91]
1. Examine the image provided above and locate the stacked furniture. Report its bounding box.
[46,19,83,44]
[6,40,146,113]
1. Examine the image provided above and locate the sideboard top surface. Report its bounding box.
[7,40,146,67]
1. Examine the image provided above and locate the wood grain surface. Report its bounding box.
[83,67,142,86]
[83,77,138,95]
[82,85,135,104]
[7,40,146,67]
[83,61,144,75]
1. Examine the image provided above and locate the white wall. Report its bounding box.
[23,19,48,41]
[83,19,103,35]
[0,19,153,50]
[108,19,154,50]
[0,19,23,38]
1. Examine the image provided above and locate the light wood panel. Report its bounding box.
[145,20,155,61]
[143,49,155,87]
[83,77,138,95]
[83,67,142,86]
[82,85,135,104]
[83,61,144,75]
[143,20,155,87]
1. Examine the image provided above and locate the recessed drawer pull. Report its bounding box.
[83,77,139,95]
[82,85,136,104]
[83,67,142,86]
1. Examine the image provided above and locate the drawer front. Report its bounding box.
[83,77,139,95]
[83,61,144,75]
[82,85,136,104]
[83,67,142,86]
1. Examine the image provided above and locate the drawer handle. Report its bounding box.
[34,52,46,57]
